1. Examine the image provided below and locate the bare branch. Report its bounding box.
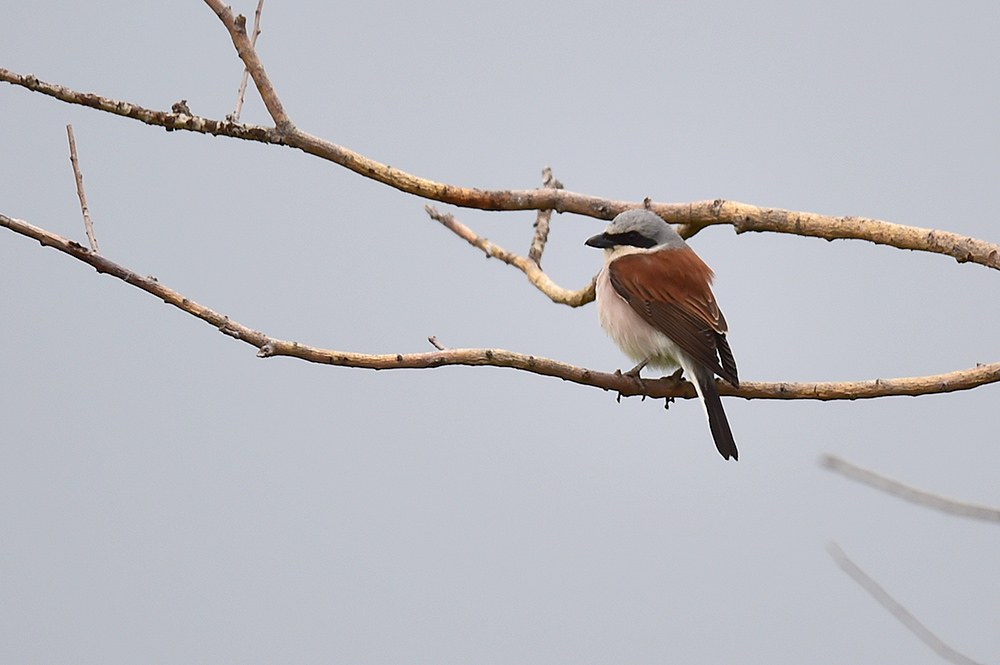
[827,543,985,665]
[0,67,627,218]
[820,455,1000,522]
[202,0,290,130]
[65,125,99,253]
[426,205,594,307]
[228,0,265,123]
[732,364,1000,399]
[718,200,1000,269]
[427,206,1000,399]
[0,210,669,397]
[528,167,563,267]
[0,68,283,139]
[4,211,1000,401]
[3,66,999,271]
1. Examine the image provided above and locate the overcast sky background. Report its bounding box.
[2,2,998,663]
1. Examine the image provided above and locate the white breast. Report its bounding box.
[594,262,684,371]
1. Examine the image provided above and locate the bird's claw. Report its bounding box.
[618,358,651,401]
[662,368,684,409]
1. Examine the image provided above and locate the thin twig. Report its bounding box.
[228,0,264,122]
[65,125,99,253]
[820,455,1000,522]
[827,543,985,665]
[426,205,595,307]
[3,211,1000,401]
[427,336,446,351]
[528,167,563,267]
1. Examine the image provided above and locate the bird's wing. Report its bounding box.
[608,250,739,386]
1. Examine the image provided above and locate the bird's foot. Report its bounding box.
[662,368,684,409]
[615,358,651,402]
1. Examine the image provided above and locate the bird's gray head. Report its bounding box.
[584,209,686,251]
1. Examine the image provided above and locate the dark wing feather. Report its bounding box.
[716,333,739,388]
[694,367,738,460]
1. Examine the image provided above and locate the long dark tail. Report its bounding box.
[695,371,738,461]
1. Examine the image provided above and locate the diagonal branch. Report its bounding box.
[4,211,1000,401]
[203,0,290,129]
[0,67,630,218]
[3,67,999,272]
[0,211,674,397]
[228,0,265,123]
[827,543,985,665]
[65,125,99,253]
[820,455,1000,522]
[425,205,594,307]
[527,167,563,267]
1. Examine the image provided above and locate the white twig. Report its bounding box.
[827,543,984,665]
[820,455,1000,522]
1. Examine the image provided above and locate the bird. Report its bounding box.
[585,208,740,460]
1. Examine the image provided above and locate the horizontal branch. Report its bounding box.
[733,364,1000,399]
[3,67,998,272]
[716,200,1000,270]
[0,67,285,141]
[4,212,999,401]
[820,455,1000,522]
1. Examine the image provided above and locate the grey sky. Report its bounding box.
[2,2,998,663]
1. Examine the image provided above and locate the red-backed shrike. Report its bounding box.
[586,209,740,460]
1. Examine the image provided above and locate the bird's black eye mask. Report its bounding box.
[602,231,658,249]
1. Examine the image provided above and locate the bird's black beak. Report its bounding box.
[585,232,614,249]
